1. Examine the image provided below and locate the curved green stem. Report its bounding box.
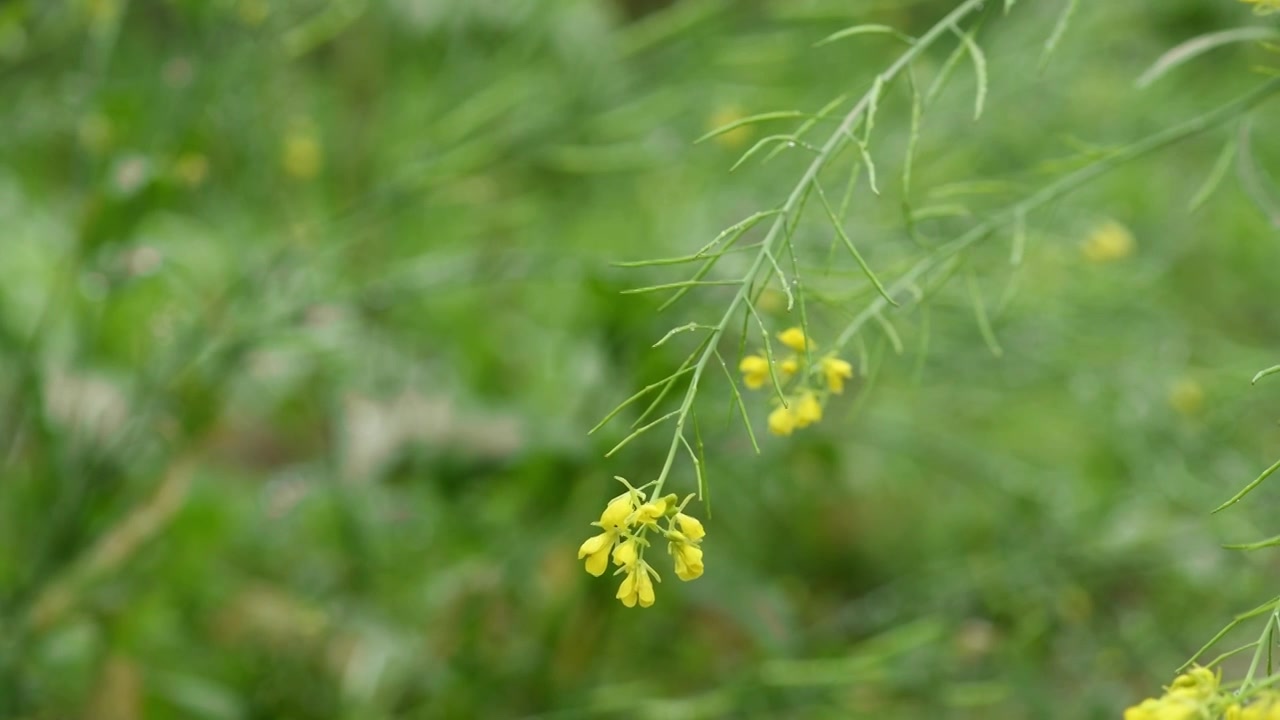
[645,0,992,499]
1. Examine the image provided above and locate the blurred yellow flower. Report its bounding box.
[173,152,209,188]
[778,327,814,352]
[821,357,854,394]
[1168,378,1205,417]
[1081,220,1135,263]
[708,105,752,149]
[739,354,769,390]
[780,357,799,378]
[768,405,796,436]
[78,113,113,154]
[1242,0,1280,14]
[238,0,269,26]
[282,128,323,180]
[1125,697,1199,720]
[1123,667,1221,720]
[756,287,787,314]
[1166,666,1218,701]
[84,0,121,26]
[616,563,656,608]
[794,392,822,428]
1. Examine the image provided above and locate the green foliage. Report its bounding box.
[0,0,1278,718]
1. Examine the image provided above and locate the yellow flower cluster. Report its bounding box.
[1225,694,1280,720]
[576,478,706,608]
[738,327,854,437]
[1124,667,1228,720]
[1241,0,1280,14]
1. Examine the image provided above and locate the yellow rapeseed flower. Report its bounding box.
[768,405,796,436]
[794,392,822,428]
[616,563,656,608]
[611,537,639,569]
[708,105,752,149]
[173,152,209,188]
[78,113,113,154]
[237,0,269,25]
[1081,220,1135,263]
[739,354,769,390]
[780,357,799,378]
[1242,0,1280,14]
[1166,666,1218,701]
[778,327,814,352]
[633,494,675,527]
[577,494,636,577]
[1123,667,1224,720]
[577,532,613,577]
[282,128,323,180]
[821,357,854,394]
[1121,697,1199,720]
[600,494,634,530]
[674,512,704,541]
[1168,378,1205,417]
[667,531,704,581]
[1228,692,1280,720]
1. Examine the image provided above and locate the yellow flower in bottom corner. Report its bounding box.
[617,563,656,608]
[1242,0,1280,14]
[768,405,796,436]
[1123,667,1222,720]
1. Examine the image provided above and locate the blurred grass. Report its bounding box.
[1,0,1279,718]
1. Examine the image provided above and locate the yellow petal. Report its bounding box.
[778,327,813,352]
[768,406,796,437]
[578,532,614,577]
[635,496,672,526]
[599,495,634,529]
[780,357,799,377]
[822,357,853,394]
[739,355,769,390]
[636,569,656,607]
[739,355,768,375]
[675,512,705,541]
[672,542,704,581]
[794,393,822,427]
[612,538,638,568]
[578,532,610,559]
[616,571,637,607]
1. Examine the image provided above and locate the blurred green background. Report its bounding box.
[2,0,1279,718]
